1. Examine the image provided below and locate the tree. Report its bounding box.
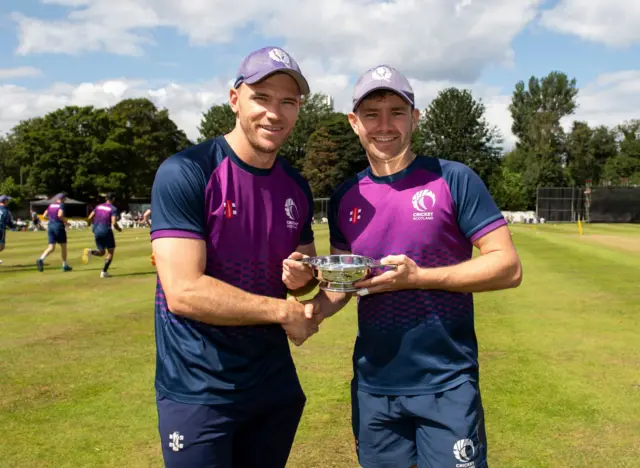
[617,119,640,160]
[302,114,367,198]
[590,125,618,184]
[279,93,334,171]
[489,166,528,211]
[10,99,190,203]
[508,71,578,198]
[198,104,236,142]
[101,98,191,202]
[11,107,99,198]
[413,88,502,187]
[0,137,20,183]
[0,176,23,209]
[565,121,596,186]
[600,120,640,184]
[510,72,578,148]
[601,155,640,184]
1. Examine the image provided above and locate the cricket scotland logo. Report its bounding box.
[269,48,291,66]
[372,66,392,81]
[411,189,436,221]
[453,438,476,467]
[285,198,299,230]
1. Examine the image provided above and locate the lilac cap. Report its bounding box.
[54,193,66,201]
[352,65,415,111]
[234,46,310,95]
[0,195,11,203]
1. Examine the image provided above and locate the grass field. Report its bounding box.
[1,223,639,467]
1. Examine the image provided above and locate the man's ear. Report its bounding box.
[348,112,360,136]
[411,107,420,131]
[229,87,240,114]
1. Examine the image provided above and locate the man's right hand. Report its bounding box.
[281,296,320,346]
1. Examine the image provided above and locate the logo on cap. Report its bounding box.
[269,48,291,66]
[372,66,393,82]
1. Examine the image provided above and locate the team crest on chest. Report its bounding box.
[285,198,299,230]
[411,189,436,221]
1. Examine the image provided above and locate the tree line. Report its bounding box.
[1,71,638,212]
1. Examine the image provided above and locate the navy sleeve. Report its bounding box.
[328,190,350,251]
[150,154,208,241]
[5,210,15,229]
[59,203,66,218]
[111,206,119,219]
[445,162,506,242]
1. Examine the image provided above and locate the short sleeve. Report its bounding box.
[58,203,66,217]
[112,206,119,219]
[6,210,14,228]
[328,191,350,251]
[448,163,506,242]
[150,155,208,241]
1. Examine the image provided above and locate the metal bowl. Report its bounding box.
[298,254,396,291]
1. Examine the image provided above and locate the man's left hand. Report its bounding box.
[283,252,314,291]
[353,255,422,296]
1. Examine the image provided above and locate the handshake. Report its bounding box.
[280,296,323,346]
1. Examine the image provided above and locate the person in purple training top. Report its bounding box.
[83,192,122,278]
[149,46,320,468]
[37,192,72,272]
[304,65,523,468]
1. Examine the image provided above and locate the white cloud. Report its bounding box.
[13,0,541,82]
[3,69,639,152]
[0,78,229,141]
[0,67,42,79]
[564,71,640,130]
[539,0,640,47]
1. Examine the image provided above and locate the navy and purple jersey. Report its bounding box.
[329,156,506,396]
[150,136,314,404]
[92,203,118,233]
[46,203,65,229]
[0,206,14,231]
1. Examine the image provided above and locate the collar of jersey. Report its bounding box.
[217,136,276,176]
[366,155,420,185]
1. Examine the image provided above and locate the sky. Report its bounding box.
[1,0,640,149]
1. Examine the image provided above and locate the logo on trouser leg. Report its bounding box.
[453,438,476,467]
[169,431,184,452]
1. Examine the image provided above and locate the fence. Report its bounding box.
[535,187,586,222]
[536,186,640,223]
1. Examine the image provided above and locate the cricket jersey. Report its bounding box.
[0,206,14,244]
[92,203,118,234]
[150,136,314,404]
[329,156,506,395]
[47,203,65,230]
[0,206,14,230]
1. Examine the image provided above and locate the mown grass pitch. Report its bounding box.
[1,223,639,467]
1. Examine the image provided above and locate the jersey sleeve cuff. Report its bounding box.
[469,218,507,242]
[151,229,205,241]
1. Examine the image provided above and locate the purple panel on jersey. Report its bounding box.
[93,203,116,229]
[47,203,64,230]
[330,156,506,395]
[47,203,62,223]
